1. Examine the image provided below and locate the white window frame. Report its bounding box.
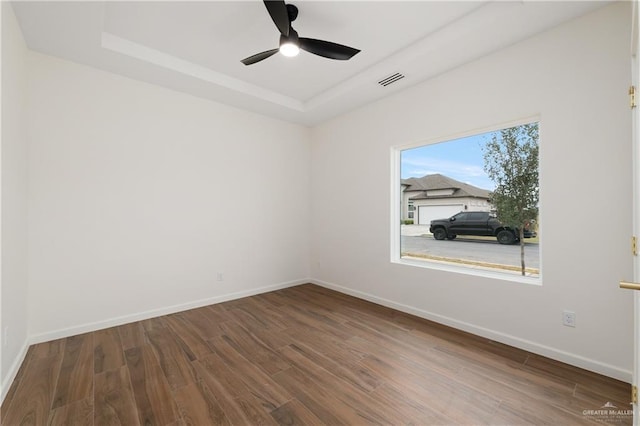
[390,117,542,286]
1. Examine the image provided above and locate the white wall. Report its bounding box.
[1,2,30,399]
[311,2,634,380]
[26,52,311,340]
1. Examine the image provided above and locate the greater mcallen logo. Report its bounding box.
[582,402,632,423]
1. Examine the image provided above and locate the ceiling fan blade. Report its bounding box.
[299,38,360,60]
[241,48,279,66]
[263,0,289,37]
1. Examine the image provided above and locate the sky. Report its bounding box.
[401,131,497,190]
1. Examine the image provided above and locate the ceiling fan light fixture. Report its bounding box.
[279,29,300,57]
[279,42,300,57]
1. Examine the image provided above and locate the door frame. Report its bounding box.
[630,1,639,423]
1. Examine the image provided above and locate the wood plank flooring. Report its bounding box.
[1,284,632,425]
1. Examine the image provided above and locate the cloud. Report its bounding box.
[402,157,486,178]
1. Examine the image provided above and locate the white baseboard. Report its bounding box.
[29,278,308,345]
[311,278,633,383]
[1,338,30,405]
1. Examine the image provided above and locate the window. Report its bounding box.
[468,212,488,220]
[394,121,540,281]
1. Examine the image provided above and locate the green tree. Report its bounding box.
[483,123,539,276]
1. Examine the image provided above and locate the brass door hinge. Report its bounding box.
[630,86,637,109]
[632,385,638,404]
[633,236,638,256]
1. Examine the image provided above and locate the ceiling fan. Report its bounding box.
[241,0,360,66]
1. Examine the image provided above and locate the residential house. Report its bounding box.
[401,173,492,225]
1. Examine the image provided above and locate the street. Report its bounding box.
[401,235,540,273]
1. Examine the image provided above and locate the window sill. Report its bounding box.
[392,256,542,286]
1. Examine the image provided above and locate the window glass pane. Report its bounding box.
[399,122,540,278]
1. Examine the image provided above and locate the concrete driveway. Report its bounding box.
[401,224,432,236]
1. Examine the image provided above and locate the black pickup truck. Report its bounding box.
[429,211,536,245]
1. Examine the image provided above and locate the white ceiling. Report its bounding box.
[11,1,609,126]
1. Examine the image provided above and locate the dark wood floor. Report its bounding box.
[1,284,632,425]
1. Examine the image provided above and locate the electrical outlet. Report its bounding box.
[562,310,576,327]
[216,272,224,282]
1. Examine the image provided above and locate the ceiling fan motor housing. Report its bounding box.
[286,4,299,23]
[280,28,299,48]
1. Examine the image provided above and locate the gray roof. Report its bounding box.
[401,174,491,200]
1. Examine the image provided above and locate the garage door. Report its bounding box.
[417,204,464,225]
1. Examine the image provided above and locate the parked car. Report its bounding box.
[429,211,536,245]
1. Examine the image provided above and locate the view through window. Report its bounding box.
[400,122,540,278]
